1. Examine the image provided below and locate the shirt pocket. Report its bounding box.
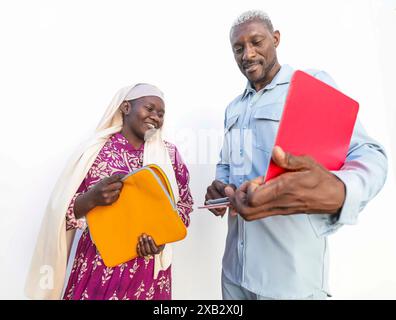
[225,113,240,132]
[253,104,283,152]
[221,113,241,166]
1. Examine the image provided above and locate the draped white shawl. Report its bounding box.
[25,84,178,300]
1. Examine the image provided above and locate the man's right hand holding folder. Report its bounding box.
[205,146,346,221]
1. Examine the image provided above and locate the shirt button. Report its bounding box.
[240,241,244,247]
[239,150,243,155]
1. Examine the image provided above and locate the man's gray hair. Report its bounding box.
[230,10,274,34]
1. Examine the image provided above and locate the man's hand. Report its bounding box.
[205,180,236,217]
[225,146,346,221]
[136,234,165,257]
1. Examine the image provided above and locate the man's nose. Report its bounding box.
[242,43,256,61]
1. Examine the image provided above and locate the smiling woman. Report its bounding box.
[24,83,194,300]
[119,96,165,149]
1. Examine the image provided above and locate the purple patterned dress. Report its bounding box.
[63,133,193,300]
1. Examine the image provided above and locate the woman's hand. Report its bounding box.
[88,174,125,207]
[74,174,125,219]
[136,234,165,257]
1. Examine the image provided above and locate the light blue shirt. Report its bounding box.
[216,64,388,298]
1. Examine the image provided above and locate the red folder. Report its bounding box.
[264,70,359,182]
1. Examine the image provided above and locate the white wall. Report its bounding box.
[0,0,395,299]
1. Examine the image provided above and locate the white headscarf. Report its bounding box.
[25,84,179,300]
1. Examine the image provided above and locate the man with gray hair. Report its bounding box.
[205,10,387,299]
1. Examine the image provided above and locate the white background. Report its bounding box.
[0,0,395,299]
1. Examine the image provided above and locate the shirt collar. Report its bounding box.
[241,64,294,100]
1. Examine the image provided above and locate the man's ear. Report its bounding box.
[273,30,280,48]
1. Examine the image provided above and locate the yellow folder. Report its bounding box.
[86,164,186,267]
